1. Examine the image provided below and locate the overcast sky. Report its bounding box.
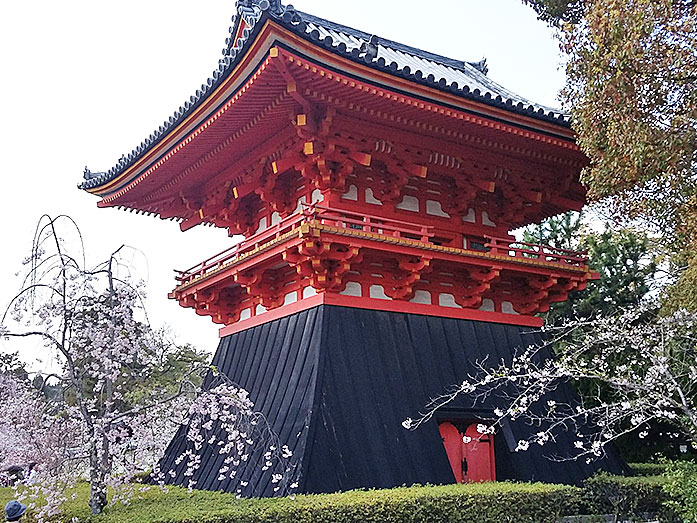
[0,0,565,371]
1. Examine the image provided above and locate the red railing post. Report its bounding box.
[487,237,499,256]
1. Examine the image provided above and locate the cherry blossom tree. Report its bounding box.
[0,215,296,519]
[152,374,298,497]
[403,306,697,461]
[0,372,81,517]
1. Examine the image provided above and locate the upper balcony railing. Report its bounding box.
[174,205,588,286]
[485,237,588,267]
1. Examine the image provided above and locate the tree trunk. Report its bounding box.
[88,434,109,515]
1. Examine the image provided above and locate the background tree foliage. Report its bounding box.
[523,211,583,252]
[0,352,28,382]
[525,0,697,310]
[522,0,584,25]
[523,212,657,322]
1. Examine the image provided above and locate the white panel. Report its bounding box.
[255,304,267,315]
[340,281,362,297]
[396,195,419,212]
[438,293,460,308]
[341,184,358,201]
[479,298,495,312]
[255,216,267,234]
[410,290,431,305]
[369,285,391,300]
[239,308,251,321]
[283,292,298,306]
[462,236,468,249]
[302,286,317,299]
[311,188,324,204]
[426,200,450,217]
[462,208,476,223]
[271,212,282,225]
[295,196,307,213]
[482,211,496,227]
[501,301,518,314]
[365,188,383,205]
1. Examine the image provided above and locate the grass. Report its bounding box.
[1,483,248,522]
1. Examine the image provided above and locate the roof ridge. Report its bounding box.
[294,10,476,73]
[275,7,560,114]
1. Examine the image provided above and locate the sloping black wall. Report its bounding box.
[303,306,624,491]
[158,306,324,496]
[159,305,624,495]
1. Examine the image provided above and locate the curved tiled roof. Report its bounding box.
[81,0,570,191]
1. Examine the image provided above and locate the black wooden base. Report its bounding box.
[158,305,625,496]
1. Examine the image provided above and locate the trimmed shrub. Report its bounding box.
[583,472,678,521]
[171,483,584,523]
[629,462,668,476]
[3,482,583,523]
[212,483,581,523]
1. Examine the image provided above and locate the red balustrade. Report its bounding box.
[310,204,434,242]
[174,211,308,285]
[485,237,587,267]
[174,206,589,286]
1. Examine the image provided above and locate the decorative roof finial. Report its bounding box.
[237,0,284,14]
[360,35,379,63]
[83,166,106,181]
[468,58,488,75]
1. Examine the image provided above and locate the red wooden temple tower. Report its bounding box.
[81,0,623,495]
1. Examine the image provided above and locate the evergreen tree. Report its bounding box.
[523,212,657,323]
[525,214,666,459]
[523,211,583,252]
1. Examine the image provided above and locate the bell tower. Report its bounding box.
[81,0,623,495]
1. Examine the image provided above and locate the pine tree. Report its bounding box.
[523,212,657,323]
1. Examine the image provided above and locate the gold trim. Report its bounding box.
[312,223,588,273]
[173,222,589,295]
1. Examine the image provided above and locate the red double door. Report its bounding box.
[438,421,496,483]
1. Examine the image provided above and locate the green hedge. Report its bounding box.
[5,473,687,523]
[664,461,697,522]
[180,483,584,523]
[582,472,678,521]
[2,482,584,523]
[629,462,669,476]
